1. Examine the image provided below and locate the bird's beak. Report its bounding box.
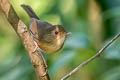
[66,32,72,35]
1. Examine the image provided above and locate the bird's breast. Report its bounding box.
[37,37,65,54]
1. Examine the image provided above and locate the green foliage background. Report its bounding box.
[0,0,120,80]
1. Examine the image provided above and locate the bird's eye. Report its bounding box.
[55,31,58,35]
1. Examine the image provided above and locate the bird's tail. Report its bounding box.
[21,4,39,19]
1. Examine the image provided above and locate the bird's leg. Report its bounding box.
[39,50,48,76]
[32,40,39,53]
[29,29,48,76]
[32,39,48,76]
[32,41,48,76]
[29,29,38,53]
[40,51,48,68]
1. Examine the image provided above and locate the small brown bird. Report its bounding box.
[21,4,71,54]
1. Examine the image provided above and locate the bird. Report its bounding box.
[21,4,71,54]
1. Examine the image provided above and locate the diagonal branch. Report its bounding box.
[61,32,120,80]
[0,0,50,80]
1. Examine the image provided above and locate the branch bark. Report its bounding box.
[0,0,50,80]
[61,32,120,80]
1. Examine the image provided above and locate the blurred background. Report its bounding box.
[0,0,120,80]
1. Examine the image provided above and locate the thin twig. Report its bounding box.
[61,32,120,80]
[0,0,50,80]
